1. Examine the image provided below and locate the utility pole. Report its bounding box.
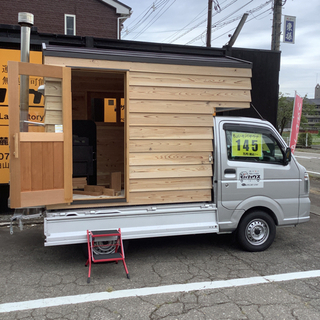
[206,0,212,47]
[271,0,282,51]
[227,13,248,47]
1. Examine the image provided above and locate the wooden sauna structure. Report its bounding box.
[8,43,252,210]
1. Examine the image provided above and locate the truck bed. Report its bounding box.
[44,202,218,246]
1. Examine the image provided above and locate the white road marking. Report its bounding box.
[1,270,320,313]
[295,155,320,159]
[307,170,320,175]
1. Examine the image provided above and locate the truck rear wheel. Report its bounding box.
[237,211,276,252]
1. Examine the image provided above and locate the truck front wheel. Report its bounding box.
[237,211,276,252]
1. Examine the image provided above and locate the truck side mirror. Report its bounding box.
[284,147,291,165]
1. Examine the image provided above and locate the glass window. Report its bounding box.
[65,14,76,35]
[225,127,284,165]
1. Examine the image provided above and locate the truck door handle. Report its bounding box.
[224,168,236,174]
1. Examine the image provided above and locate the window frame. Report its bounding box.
[64,14,76,36]
[223,123,286,165]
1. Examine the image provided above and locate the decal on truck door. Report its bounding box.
[237,168,264,188]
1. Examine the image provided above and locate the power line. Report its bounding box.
[162,6,207,43]
[125,4,155,29]
[186,0,272,45]
[123,0,171,38]
[162,0,231,43]
[213,0,222,12]
[132,0,176,40]
[186,0,254,45]
[122,6,155,37]
[211,7,273,43]
[123,0,274,46]
[169,0,239,44]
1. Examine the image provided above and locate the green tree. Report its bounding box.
[277,93,319,135]
[277,93,293,135]
[298,132,313,146]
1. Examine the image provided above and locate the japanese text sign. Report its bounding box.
[283,15,296,44]
[232,132,262,158]
[0,49,43,184]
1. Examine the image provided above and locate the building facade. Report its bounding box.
[0,0,131,39]
[305,84,320,132]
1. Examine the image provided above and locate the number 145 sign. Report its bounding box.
[232,132,262,157]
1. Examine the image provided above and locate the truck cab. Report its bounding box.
[214,116,310,250]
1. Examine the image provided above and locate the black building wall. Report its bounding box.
[223,47,281,127]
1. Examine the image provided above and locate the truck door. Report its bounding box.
[218,120,300,223]
[8,61,72,208]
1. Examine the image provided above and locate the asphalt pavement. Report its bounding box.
[0,178,320,319]
[310,176,320,215]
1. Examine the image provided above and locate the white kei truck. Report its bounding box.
[7,42,310,253]
[41,116,311,252]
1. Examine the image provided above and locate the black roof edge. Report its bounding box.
[224,44,282,56]
[92,37,226,57]
[0,23,251,67]
[0,23,227,57]
[43,43,252,68]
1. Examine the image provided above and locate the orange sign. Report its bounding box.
[28,107,45,132]
[0,106,9,126]
[0,125,9,183]
[0,49,43,183]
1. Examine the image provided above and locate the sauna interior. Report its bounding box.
[70,69,126,201]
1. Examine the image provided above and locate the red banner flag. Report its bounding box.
[289,93,303,154]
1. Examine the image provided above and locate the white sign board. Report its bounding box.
[237,168,264,189]
[283,15,296,44]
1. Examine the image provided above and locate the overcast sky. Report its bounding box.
[121,0,320,99]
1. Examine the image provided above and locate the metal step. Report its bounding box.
[91,230,120,236]
[86,229,129,282]
[92,252,122,261]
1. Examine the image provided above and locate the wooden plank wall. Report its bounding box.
[20,140,64,191]
[96,123,124,187]
[128,65,252,205]
[44,78,63,132]
[44,56,251,206]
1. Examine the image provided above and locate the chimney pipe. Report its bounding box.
[18,12,34,132]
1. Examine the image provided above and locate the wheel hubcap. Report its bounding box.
[245,219,270,246]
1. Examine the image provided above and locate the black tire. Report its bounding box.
[237,210,276,252]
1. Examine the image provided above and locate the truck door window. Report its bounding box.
[225,127,284,164]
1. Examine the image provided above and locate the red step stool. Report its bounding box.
[85,229,129,283]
